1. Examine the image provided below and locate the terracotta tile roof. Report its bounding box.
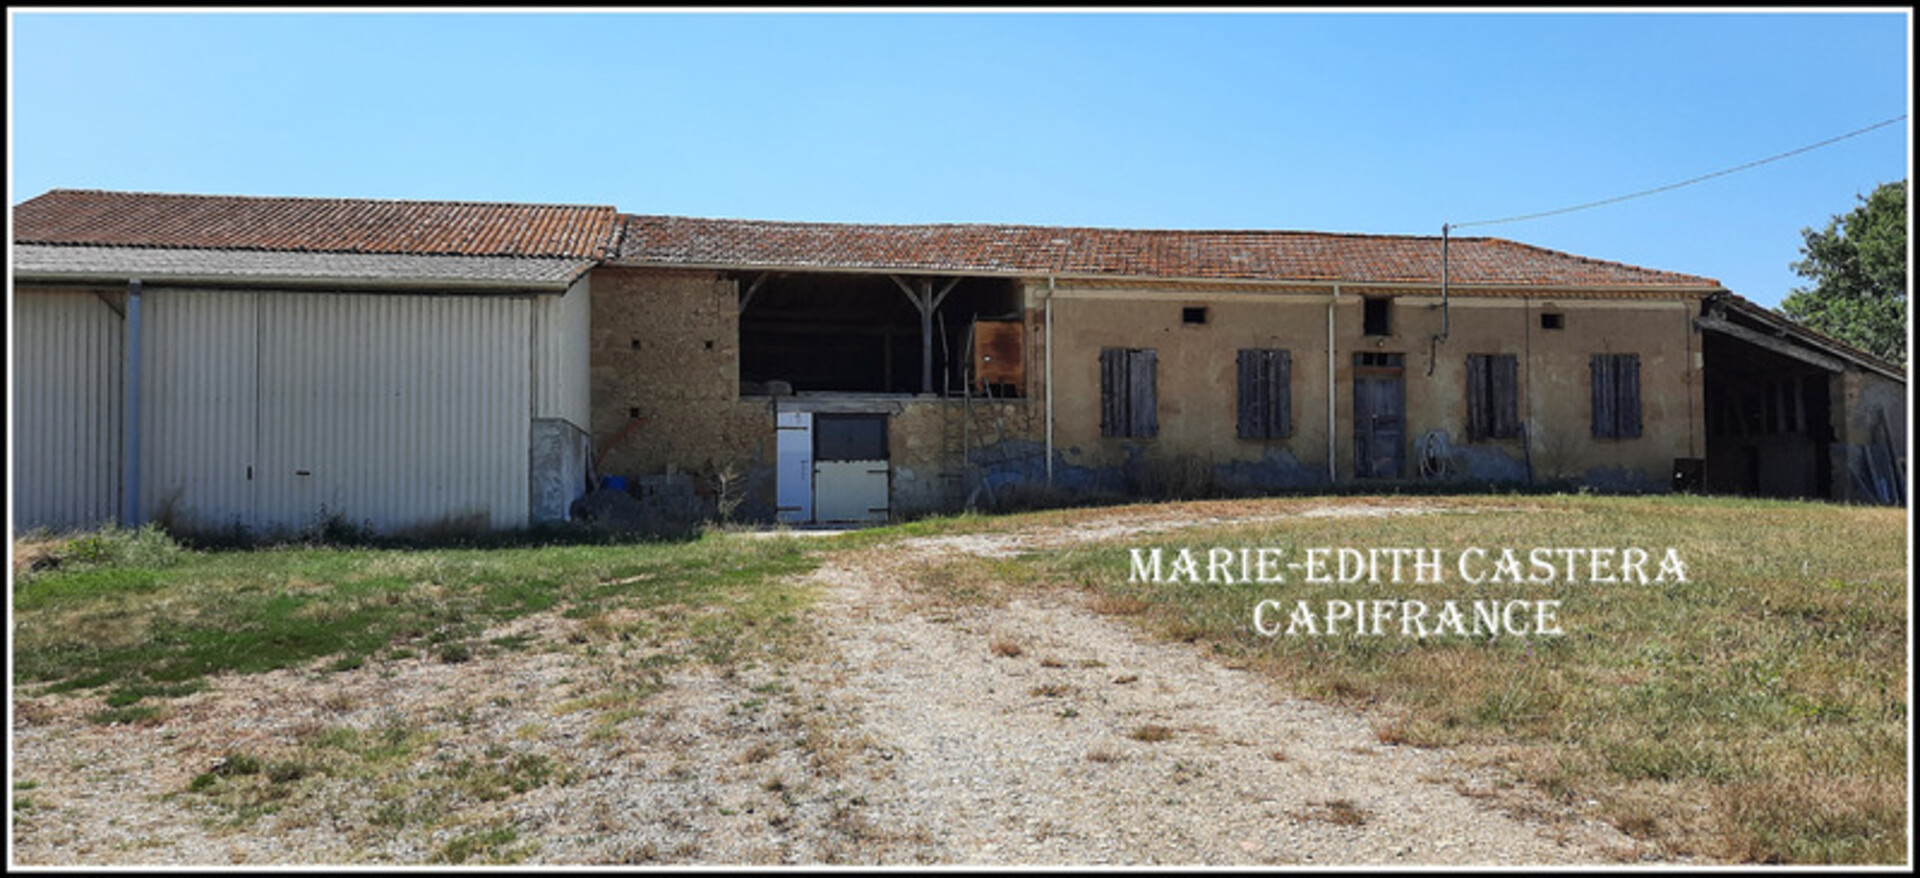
[613,214,1724,290]
[14,189,620,260]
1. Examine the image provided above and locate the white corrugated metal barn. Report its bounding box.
[11,191,616,537]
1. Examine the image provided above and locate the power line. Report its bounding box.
[1450,115,1908,230]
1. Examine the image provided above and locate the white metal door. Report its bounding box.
[253,293,530,536]
[775,411,813,524]
[810,413,890,524]
[140,291,259,535]
[812,461,889,523]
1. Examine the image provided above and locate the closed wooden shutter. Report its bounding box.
[1101,347,1158,438]
[1100,348,1125,437]
[1237,349,1292,439]
[1591,354,1615,438]
[1236,350,1261,439]
[1591,353,1640,439]
[1130,348,1158,438]
[1616,354,1641,438]
[1271,350,1291,438]
[1491,354,1519,439]
[1466,354,1490,441]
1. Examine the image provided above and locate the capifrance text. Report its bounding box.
[1125,546,1688,639]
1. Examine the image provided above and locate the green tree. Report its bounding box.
[1779,180,1907,366]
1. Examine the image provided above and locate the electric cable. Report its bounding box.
[1451,115,1907,230]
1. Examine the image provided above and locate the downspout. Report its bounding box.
[1684,301,1697,461]
[1327,284,1339,485]
[1522,295,1535,484]
[122,278,143,528]
[1045,274,1056,488]
[1427,223,1450,376]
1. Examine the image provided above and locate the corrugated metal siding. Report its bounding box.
[12,291,123,531]
[140,291,258,534]
[530,274,591,427]
[253,293,531,535]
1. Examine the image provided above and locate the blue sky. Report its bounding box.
[7,8,1910,307]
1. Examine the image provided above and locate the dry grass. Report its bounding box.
[1027,682,1076,699]
[1129,723,1174,743]
[1085,745,1125,764]
[958,494,1909,865]
[1294,798,1370,827]
[1087,592,1152,616]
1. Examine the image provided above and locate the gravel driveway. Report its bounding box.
[10,505,1672,866]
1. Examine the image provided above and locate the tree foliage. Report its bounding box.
[1779,180,1907,366]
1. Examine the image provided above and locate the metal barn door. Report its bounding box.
[253,293,530,535]
[811,414,890,524]
[140,291,260,535]
[1353,356,1406,479]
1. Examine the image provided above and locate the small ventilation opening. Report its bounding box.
[1541,313,1564,330]
[1182,306,1208,325]
[1362,297,1391,336]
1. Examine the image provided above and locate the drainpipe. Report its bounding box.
[122,278,143,528]
[1327,284,1339,485]
[1045,274,1056,488]
[1427,223,1450,376]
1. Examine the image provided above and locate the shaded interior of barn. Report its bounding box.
[734,272,1024,396]
[1700,322,1837,500]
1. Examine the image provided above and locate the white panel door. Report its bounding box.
[812,460,889,523]
[775,411,813,524]
[810,413,890,524]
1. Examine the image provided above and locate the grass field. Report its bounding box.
[921,494,1910,864]
[10,493,1911,864]
[11,526,818,725]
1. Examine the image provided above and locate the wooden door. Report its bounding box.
[1353,357,1405,479]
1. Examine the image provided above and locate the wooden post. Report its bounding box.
[891,275,962,395]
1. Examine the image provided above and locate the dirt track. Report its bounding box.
[10,503,1672,866]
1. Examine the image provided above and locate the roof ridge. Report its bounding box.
[617,212,1496,242]
[37,188,618,212]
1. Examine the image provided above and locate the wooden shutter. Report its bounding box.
[1237,349,1292,439]
[1615,354,1641,438]
[1491,354,1519,439]
[1100,348,1125,437]
[1130,349,1158,438]
[1466,354,1490,441]
[1590,354,1615,439]
[1236,350,1262,439]
[1271,350,1291,438]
